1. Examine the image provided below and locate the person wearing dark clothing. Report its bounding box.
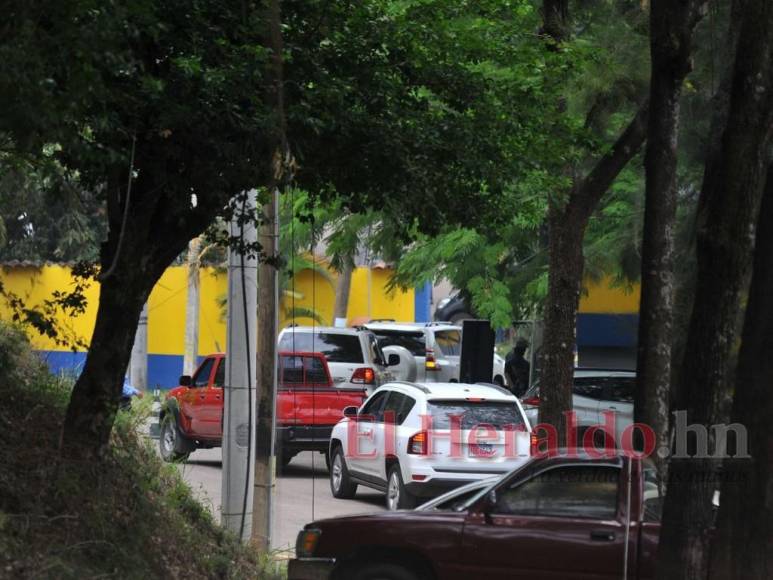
[505,338,530,397]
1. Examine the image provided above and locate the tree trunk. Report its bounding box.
[656,1,773,576]
[333,259,354,323]
[635,0,706,472]
[60,147,231,460]
[254,189,279,551]
[539,203,585,441]
[253,0,288,551]
[61,262,155,458]
[538,106,649,442]
[536,0,649,443]
[711,164,773,579]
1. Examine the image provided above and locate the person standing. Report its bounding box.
[505,338,530,397]
[120,375,143,410]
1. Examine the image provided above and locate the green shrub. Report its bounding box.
[0,321,283,579]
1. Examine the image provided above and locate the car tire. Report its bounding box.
[330,446,358,499]
[347,562,421,580]
[159,414,191,462]
[280,450,294,469]
[386,464,417,511]
[493,375,505,387]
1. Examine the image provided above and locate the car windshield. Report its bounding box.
[418,478,499,511]
[455,459,541,512]
[372,330,426,356]
[428,401,523,430]
[279,331,363,363]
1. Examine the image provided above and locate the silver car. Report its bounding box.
[363,321,508,386]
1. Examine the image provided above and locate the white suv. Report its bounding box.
[363,321,508,387]
[521,369,636,446]
[277,326,394,394]
[328,381,532,510]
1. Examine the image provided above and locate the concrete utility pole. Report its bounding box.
[253,187,280,551]
[221,190,258,541]
[129,302,148,389]
[183,236,202,376]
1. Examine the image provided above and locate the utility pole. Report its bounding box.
[183,236,202,376]
[129,302,148,389]
[221,190,258,541]
[253,187,279,551]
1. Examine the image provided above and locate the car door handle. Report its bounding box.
[199,394,206,400]
[360,429,373,437]
[590,530,616,542]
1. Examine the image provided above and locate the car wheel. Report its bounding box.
[159,414,191,462]
[348,562,421,580]
[386,464,417,511]
[493,375,505,387]
[330,446,358,499]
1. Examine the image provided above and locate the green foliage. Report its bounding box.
[0,321,281,579]
[0,157,105,263]
[284,0,577,234]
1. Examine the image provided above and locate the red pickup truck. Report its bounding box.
[159,352,368,466]
[289,452,665,580]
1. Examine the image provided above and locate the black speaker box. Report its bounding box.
[459,319,494,384]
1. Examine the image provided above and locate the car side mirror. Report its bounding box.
[179,375,192,387]
[387,353,400,367]
[343,406,359,418]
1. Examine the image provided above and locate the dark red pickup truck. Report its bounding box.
[289,452,664,580]
[159,352,367,465]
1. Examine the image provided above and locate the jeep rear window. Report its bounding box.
[279,331,363,363]
[428,401,523,430]
[434,330,461,356]
[372,330,425,356]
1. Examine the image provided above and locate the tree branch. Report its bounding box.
[574,101,649,219]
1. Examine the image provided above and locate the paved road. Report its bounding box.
[174,448,386,551]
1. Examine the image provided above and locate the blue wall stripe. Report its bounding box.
[36,351,190,390]
[577,313,639,348]
[414,282,432,323]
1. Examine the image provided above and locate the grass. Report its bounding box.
[0,323,285,579]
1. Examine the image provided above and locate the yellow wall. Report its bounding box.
[284,266,415,327]
[579,277,640,314]
[0,265,100,350]
[1,265,639,355]
[0,263,415,354]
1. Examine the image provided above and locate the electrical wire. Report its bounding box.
[310,204,317,522]
[99,135,136,282]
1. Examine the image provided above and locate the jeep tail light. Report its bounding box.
[521,396,540,407]
[425,348,439,371]
[351,367,375,384]
[408,431,428,455]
